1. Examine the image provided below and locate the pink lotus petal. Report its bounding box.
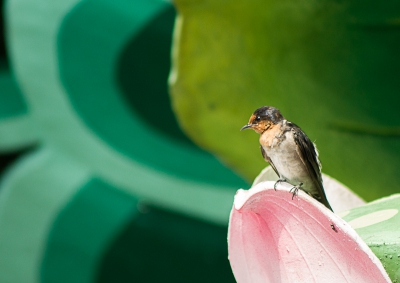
[228,181,390,283]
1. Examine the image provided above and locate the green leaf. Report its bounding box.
[170,0,400,201]
[341,194,400,281]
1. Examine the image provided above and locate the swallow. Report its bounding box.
[241,106,333,211]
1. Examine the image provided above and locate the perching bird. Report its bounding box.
[241,106,333,211]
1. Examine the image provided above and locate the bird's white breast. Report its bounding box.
[262,130,309,185]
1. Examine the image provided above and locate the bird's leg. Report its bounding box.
[274,178,288,191]
[289,182,303,200]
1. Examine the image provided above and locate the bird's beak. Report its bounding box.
[240,124,252,131]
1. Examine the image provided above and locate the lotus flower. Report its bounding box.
[228,168,391,283]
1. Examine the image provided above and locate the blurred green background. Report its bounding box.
[0,0,247,282]
[0,0,400,282]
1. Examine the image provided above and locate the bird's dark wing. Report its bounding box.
[290,123,333,211]
[260,145,279,177]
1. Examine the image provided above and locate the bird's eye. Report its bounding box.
[255,116,261,122]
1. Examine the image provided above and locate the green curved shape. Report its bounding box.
[43,180,236,283]
[58,0,247,187]
[41,178,138,283]
[0,147,90,283]
[170,0,400,201]
[6,0,246,224]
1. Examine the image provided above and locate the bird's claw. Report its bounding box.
[274,178,287,191]
[290,182,303,200]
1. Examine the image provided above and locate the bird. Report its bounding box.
[241,106,333,211]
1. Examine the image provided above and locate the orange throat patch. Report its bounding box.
[259,123,282,147]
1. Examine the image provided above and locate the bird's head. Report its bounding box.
[241,106,284,134]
